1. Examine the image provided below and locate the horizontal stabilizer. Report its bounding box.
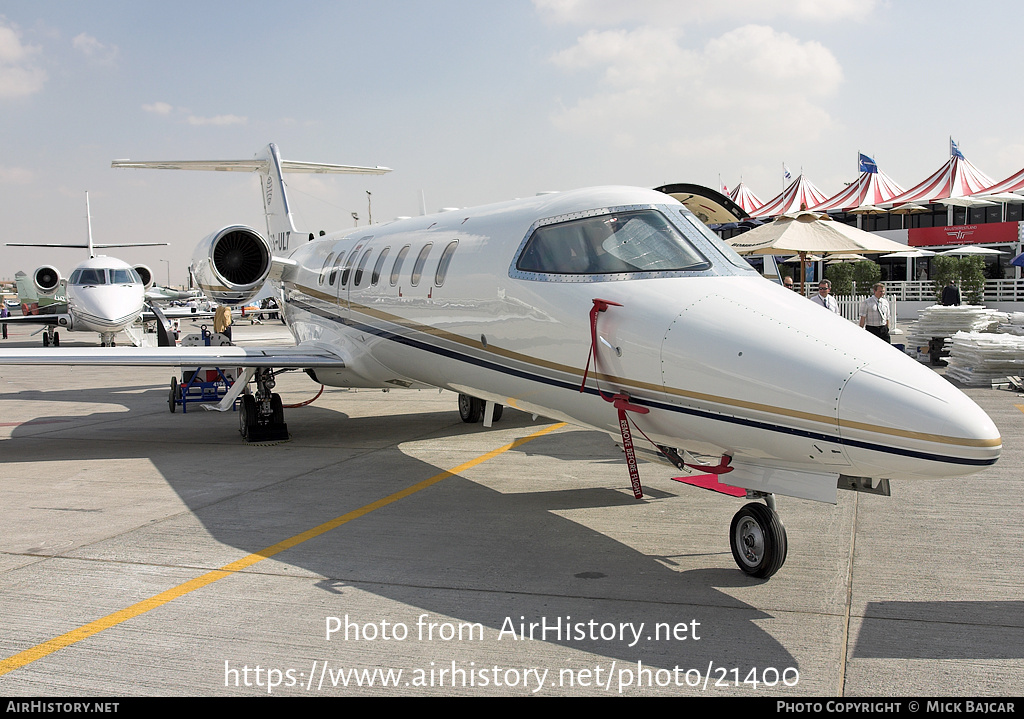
[111,159,391,175]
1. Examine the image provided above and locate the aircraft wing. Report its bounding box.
[141,308,217,323]
[0,313,64,326]
[0,344,345,368]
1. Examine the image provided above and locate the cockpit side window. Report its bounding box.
[515,210,710,276]
[111,269,135,284]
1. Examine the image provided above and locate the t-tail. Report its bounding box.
[112,143,392,254]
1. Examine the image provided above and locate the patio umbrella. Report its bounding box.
[824,253,869,263]
[937,196,997,208]
[727,211,911,292]
[848,205,888,215]
[937,246,1005,256]
[880,249,936,258]
[889,202,930,229]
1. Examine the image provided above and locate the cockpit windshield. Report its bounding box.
[69,268,142,285]
[515,209,711,276]
[71,269,107,285]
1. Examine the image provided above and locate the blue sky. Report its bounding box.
[2,1,1023,284]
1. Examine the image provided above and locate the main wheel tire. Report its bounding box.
[53,332,59,346]
[458,393,483,423]
[730,502,787,579]
[270,393,284,425]
[491,403,503,422]
[240,394,258,440]
[42,333,49,347]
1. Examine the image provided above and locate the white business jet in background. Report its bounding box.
[4,192,165,346]
[0,144,1001,579]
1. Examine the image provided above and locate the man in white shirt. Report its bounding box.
[810,279,840,313]
[859,283,890,343]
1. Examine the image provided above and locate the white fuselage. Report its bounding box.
[271,187,1000,488]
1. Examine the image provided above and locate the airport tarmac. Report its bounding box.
[0,320,1020,697]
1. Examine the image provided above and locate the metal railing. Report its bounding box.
[881,279,1024,303]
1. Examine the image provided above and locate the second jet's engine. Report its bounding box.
[190,225,272,305]
[33,266,62,295]
[133,264,154,289]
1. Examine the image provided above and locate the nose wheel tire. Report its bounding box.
[730,502,787,579]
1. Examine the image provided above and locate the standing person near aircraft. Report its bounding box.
[1,304,7,339]
[782,276,796,291]
[941,280,961,306]
[214,304,232,340]
[859,283,890,342]
[811,279,839,313]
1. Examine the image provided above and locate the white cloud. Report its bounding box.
[550,24,843,158]
[534,0,877,25]
[0,20,46,98]
[142,101,174,115]
[72,32,119,64]
[186,114,247,126]
[0,165,34,184]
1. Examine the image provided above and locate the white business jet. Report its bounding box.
[4,192,165,347]
[0,144,1000,579]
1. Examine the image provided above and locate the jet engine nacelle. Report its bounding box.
[33,266,62,295]
[190,225,272,305]
[133,264,154,289]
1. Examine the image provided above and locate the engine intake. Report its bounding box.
[34,266,62,294]
[134,264,154,289]
[191,225,272,305]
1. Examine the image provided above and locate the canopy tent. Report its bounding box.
[753,174,829,218]
[811,166,905,213]
[883,152,994,206]
[728,182,764,215]
[974,165,1024,195]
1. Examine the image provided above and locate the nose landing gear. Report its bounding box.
[239,367,289,442]
[730,499,788,579]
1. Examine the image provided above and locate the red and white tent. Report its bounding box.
[728,182,764,215]
[975,166,1024,195]
[753,174,829,218]
[811,168,905,212]
[883,154,994,206]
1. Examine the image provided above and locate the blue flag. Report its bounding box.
[859,153,878,173]
[951,138,965,160]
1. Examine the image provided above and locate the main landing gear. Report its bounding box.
[42,328,59,347]
[729,496,788,579]
[239,367,288,442]
[458,393,503,424]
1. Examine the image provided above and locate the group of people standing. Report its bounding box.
[783,277,892,344]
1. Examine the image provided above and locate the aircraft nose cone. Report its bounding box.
[837,355,1001,479]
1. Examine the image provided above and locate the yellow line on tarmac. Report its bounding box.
[0,422,567,676]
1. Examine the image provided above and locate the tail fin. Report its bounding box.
[112,143,391,253]
[5,191,167,255]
